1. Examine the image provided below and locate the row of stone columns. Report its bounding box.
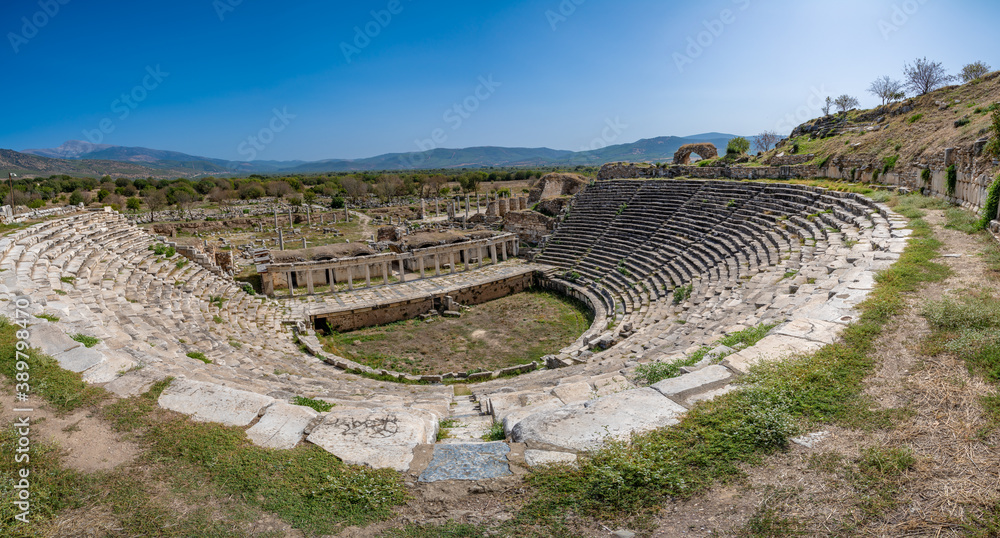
[277,237,519,297]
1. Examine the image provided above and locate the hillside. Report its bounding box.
[12,134,743,177]
[769,71,1000,175]
[0,149,172,178]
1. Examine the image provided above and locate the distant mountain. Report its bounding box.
[13,133,744,177]
[22,140,114,159]
[0,149,172,178]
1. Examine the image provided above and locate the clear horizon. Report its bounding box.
[3,0,997,162]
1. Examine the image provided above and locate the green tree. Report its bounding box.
[960,61,991,83]
[726,137,750,155]
[126,197,142,212]
[68,190,84,205]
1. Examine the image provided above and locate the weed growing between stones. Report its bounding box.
[513,196,948,530]
[482,420,506,441]
[292,395,335,412]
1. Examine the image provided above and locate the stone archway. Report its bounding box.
[673,143,719,165]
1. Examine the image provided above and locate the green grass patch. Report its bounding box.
[59,276,75,284]
[186,351,211,364]
[672,284,693,305]
[212,315,224,324]
[907,113,924,124]
[850,446,915,518]
[33,313,59,322]
[0,318,106,412]
[292,395,334,412]
[70,333,100,348]
[98,379,408,535]
[437,418,460,441]
[945,207,981,233]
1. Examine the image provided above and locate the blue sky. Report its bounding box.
[3,0,997,162]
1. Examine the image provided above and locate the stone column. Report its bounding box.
[435,198,440,217]
[418,256,425,278]
[365,264,371,288]
[434,254,441,276]
[273,208,278,230]
[398,259,406,283]
[302,238,307,249]
[278,229,284,250]
[306,204,311,225]
[449,252,455,274]
[288,208,293,228]
[501,240,509,261]
[465,195,470,220]
[464,249,471,271]
[306,270,314,295]
[345,208,350,222]
[490,243,497,265]
[513,239,519,256]
[382,262,389,286]
[476,194,481,213]
[478,245,484,269]
[287,272,294,297]
[346,266,354,290]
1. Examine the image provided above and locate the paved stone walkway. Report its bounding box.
[418,442,512,482]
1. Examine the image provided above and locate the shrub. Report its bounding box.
[986,107,1000,159]
[330,196,345,209]
[978,174,1000,230]
[921,168,932,185]
[907,113,924,124]
[946,165,958,196]
[727,136,750,155]
[882,155,899,174]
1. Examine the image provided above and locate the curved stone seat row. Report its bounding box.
[472,180,910,464]
[2,210,457,471]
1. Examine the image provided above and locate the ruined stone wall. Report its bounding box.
[597,162,820,181]
[312,272,536,332]
[503,210,557,244]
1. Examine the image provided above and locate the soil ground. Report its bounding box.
[319,289,592,375]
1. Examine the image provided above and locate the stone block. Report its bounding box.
[510,388,687,453]
[246,402,318,450]
[650,365,733,404]
[723,334,825,374]
[29,324,81,356]
[158,379,274,427]
[524,449,578,467]
[306,407,436,471]
[773,318,842,344]
[551,382,594,405]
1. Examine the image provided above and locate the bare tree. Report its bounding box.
[146,189,167,220]
[753,131,781,153]
[834,94,860,113]
[868,76,906,105]
[340,176,368,205]
[960,61,991,83]
[903,57,955,95]
[821,96,833,116]
[373,175,403,204]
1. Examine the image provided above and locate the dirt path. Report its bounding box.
[647,209,1000,537]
